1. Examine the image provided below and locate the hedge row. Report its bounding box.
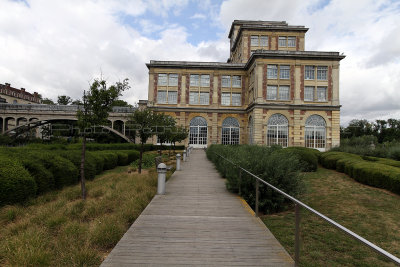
[0,149,140,206]
[22,143,185,151]
[319,152,400,195]
[206,145,312,214]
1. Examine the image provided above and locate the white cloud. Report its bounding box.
[190,13,206,20]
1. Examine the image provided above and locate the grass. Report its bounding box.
[262,167,400,266]
[0,152,176,266]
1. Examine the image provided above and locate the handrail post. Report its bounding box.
[295,203,301,266]
[238,168,242,196]
[255,179,259,217]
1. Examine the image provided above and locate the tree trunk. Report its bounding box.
[80,135,87,199]
[138,142,144,174]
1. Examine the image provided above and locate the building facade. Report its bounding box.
[146,20,345,151]
[0,83,41,104]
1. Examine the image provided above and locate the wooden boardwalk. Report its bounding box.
[101,149,294,266]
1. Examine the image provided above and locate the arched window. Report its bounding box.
[267,114,288,147]
[189,116,207,147]
[248,116,254,144]
[222,117,240,145]
[305,115,326,149]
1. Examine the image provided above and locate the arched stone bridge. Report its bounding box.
[0,103,136,142]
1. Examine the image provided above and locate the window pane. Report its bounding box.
[278,37,287,47]
[168,91,177,104]
[222,76,230,87]
[189,92,198,104]
[280,65,290,79]
[157,90,167,104]
[200,75,210,87]
[267,85,277,100]
[251,35,259,46]
[305,66,315,80]
[232,76,241,88]
[260,36,268,46]
[221,93,230,105]
[158,74,167,86]
[279,86,289,100]
[317,66,328,80]
[232,93,241,106]
[168,74,178,86]
[267,65,278,79]
[317,87,327,101]
[304,86,314,101]
[190,74,199,86]
[288,37,296,47]
[199,92,209,105]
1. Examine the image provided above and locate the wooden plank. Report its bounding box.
[101,150,294,267]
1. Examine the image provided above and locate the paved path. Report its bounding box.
[101,149,294,266]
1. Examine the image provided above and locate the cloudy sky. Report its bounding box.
[1,0,399,125]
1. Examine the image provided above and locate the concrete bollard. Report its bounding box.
[187,146,190,157]
[183,150,187,162]
[157,163,167,195]
[176,154,181,171]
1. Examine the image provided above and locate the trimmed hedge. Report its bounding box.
[207,145,303,214]
[320,152,400,195]
[0,156,37,204]
[281,147,320,172]
[58,151,97,181]
[19,157,55,194]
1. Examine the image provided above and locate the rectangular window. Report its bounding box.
[190,74,199,86]
[200,75,210,87]
[305,66,315,80]
[232,93,241,106]
[260,36,268,46]
[288,37,296,47]
[168,74,178,86]
[158,74,167,86]
[304,86,314,101]
[157,90,167,104]
[189,92,198,104]
[222,76,230,87]
[168,91,177,104]
[278,37,287,47]
[317,66,328,80]
[232,76,241,88]
[317,87,327,101]
[199,92,209,105]
[280,65,290,79]
[279,86,290,100]
[221,93,230,106]
[267,85,277,100]
[267,65,278,79]
[251,35,259,46]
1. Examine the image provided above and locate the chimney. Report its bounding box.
[5,83,10,87]
[21,88,25,92]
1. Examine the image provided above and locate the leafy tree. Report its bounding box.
[57,95,72,105]
[169,125,188,153]
[112,99,131,107]
[127,109,159,174]
[71,99,82,105]
[41,98,55,105]
[156,114,176,149]
[77,78,129,199]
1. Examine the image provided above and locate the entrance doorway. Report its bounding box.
[189,116,207,148]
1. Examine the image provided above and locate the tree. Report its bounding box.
[112,99,131,107]
[127,109,159,174]
[169,125,188,153]
[77,78,129,199]
[156,114,176,150]
[41,98,55,105]
[71,99,82,105]
[57,95,72,105]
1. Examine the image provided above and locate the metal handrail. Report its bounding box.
[213,152,400,266]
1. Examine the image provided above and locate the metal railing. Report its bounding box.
[0,103,136,113]
[213,152,400,266]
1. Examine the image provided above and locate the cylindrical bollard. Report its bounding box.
[176,154,181,171]
[157,163,167,195]
[183,150,187,162]
[158,149,162,156]
[187,146,190,157]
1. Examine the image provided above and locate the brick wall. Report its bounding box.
[300,66,304,100]
[328,66,332,101]
[153,75,158,102]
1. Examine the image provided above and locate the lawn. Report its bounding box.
[262,167,400,267]
[0,158,174,266]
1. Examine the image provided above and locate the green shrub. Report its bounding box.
[89,153,105,174]
[131,153,158,169]
[0,156,37,205]
[58,151,97,181]
[282,147,320,172]
[320,151,400,195]
[207,145,303,214]
[98,152,118,170]
[19,157,55,194]
[112,151,129,166]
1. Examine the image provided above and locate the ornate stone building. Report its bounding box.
[146,20,345,151]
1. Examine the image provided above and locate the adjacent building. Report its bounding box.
[0,83,41,104]
[146,20,345,151]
